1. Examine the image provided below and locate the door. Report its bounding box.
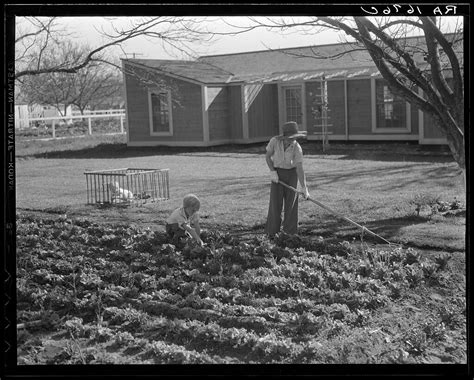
[282,85,305,131]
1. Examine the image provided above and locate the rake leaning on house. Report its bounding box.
[265,121,311,237]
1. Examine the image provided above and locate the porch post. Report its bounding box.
[301,82,307,132]
[406,102,411,132]
[370,77,376,132]
[201,85,209,144]
[418,87,424,144]
[241,84,249,140]
[277,83,283,135]
[344,79,349,141]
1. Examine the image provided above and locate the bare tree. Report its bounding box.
[229,16,465,184]
[14,16,217,120]
[71,62,123,113]
[18,39,126,116]
[18,40,92,117]
[14,16,215,79]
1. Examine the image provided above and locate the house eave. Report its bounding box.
[122,59,235,86]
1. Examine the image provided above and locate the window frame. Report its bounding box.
[278,82,307,132]
[148,89,173,136]
[372,79,411,133]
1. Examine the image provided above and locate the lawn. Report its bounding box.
[15,134,465,250]
[13,134,467,369]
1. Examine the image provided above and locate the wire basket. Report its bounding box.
[84,168,169,206]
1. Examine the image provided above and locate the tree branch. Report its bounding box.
[15,17,56,44]
[355,18,425,79]
[418,17,454,105]
[15,17,213,79]
[317,17,437,110]
[352,18,451,122]
[421,17,463,102]
[379,19,423,31]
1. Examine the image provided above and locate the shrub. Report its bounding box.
[409,193,441,216]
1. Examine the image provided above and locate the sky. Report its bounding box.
[17,15,463,62]
[51,16,353,60]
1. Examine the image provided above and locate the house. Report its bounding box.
[122,35,460,147]
[14,102,73,129]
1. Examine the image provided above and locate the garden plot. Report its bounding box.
[16,214,466,365]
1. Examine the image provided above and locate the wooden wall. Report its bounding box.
[247,83,279,138]
[305,80,346,136]
[327,81,346,136]
[124,64,203,143]
[346,79,372,135]
[410,100,419,135]
[423,113,447,139]
[228,86,243,140]
[208,86,230,141]
[125,62,449,146]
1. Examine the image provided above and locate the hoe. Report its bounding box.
[278,180,393,246]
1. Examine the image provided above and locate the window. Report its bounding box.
[149,90,173,135]
[375,80,407,130]
[284,87,302,124]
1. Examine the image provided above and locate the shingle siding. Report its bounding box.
[208,86,230,141]
[247,84,279,138]
[125,63,203,142]
[410,101,419,135]
[327,81,346,136]
[124,34,459,146]
[228,86,243,140]
[346,79,372,135]
[305,80,346,136]
[424,113,446,139]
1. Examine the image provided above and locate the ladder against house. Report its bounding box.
[311,77,332,152]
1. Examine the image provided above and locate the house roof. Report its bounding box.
[230,66,383,83]
[125,55,382,85]
[198,42,377,77]
[125,34,461,85]
[198,34,461,79]
[123,59,234,84]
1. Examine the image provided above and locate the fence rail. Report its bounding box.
[17,111,126,139]
[72,109,125,115]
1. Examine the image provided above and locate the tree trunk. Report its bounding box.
[444,126,466,190]
[446,133,465,169]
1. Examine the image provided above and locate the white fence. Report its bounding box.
[15,104,74,128]
[17,110,126,139]
[72,109,124,116]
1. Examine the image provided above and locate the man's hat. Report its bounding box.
[282,121,307,139]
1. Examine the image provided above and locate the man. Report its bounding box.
[265,121,311,236]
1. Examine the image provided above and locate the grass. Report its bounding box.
[15,132,126,157]
[13,134,467,368]
[14,134,465,251]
